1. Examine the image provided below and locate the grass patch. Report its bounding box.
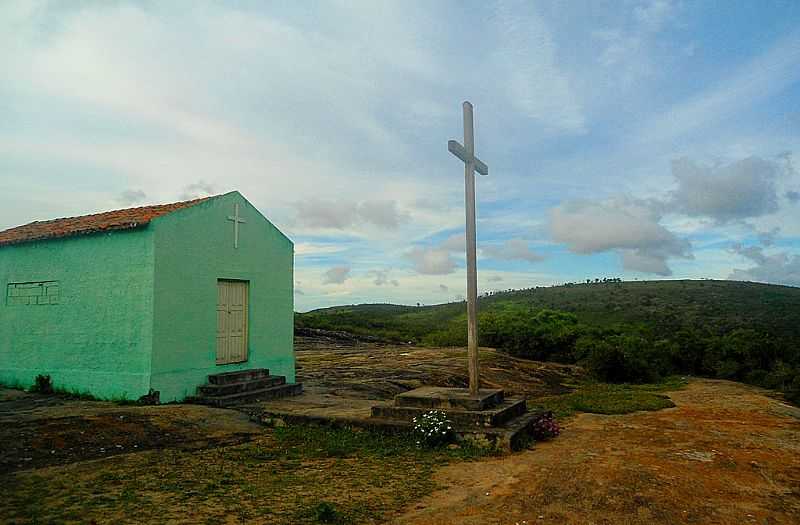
[1,425,492,524]
[534,376,688,419]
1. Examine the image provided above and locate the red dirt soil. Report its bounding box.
[395,379,800,525]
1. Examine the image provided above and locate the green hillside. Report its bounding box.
[297,280,800,404]
[297,280,800,344]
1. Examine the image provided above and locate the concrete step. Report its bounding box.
[456,407,546,451]
[199,382,303,407]
[371,398,527,428]
[208,368,269,385]
[198,375,285,396]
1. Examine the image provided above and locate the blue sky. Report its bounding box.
[1,1,798,311]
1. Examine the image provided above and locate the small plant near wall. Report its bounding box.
[30,374,54,394]
[412,410,454,448]
[531,411,560,440]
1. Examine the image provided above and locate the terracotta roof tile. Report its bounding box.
[0,195,216,247]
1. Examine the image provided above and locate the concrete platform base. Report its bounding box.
[237,386,547,452]
[243,400,543,452]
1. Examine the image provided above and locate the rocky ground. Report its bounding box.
[293,329,583,400]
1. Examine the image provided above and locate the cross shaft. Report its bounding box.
[448,101,488,397]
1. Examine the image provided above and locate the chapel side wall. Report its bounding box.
[0,229,154,399]
[150,192,294,402]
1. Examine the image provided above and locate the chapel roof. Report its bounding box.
[0,194,222,247]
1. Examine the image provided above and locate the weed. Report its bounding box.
[30,374,53,394]
[310,501,345,523]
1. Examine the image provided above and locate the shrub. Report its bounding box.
[30,374,53,394]
[310,501,343,524]
[480,307,581,362]
[583,335,661,383]
[412,410,454,448]
[531,411,560,440]
[786,373,800,406]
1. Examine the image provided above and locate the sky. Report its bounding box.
[1,1,799,311]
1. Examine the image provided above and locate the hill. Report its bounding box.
[296,279,800,344]
[297,280,800,404]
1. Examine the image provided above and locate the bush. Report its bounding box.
[30,374,53,394]
[583,335,661,383]
[786,373,800,406]
[310,501,343,524]
[412,410,455,448]
[480,307,581,362]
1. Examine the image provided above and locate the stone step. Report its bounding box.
[198,375,286,396]
[371,398,527,428]
[208,368,269,385]
[199,382,303,407]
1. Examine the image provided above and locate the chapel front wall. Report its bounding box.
[149,192,294,402]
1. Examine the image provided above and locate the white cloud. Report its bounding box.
[490,0,585,133]
[669,156,781,222]
[550,196,691,275]
[292,199,409,231]
[482,239,544,263]
[368,270,399,286]
[730,244,800,287]
[180,181,217,201]
[440,233,466,252]
[405,246,457,275]
[356,201,410,229]
[295,243,346,257]
[293,200,358,230]
[635,31,800,145]
[634,0,676,33]
[116,189,147,206]
[322,266,351,285]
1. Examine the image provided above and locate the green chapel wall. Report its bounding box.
[0,229,154,399]
[150,192,294,402]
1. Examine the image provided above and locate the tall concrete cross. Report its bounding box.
[448,101,488,397]
[227,203,246,249]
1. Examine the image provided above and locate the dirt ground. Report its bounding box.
[2,337,799,524]
[0,389,261,474]
[394,379,800,525]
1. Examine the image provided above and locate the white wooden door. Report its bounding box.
[216,280,249,364]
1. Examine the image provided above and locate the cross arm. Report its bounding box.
[448,140,488,176]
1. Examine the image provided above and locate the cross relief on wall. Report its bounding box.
[227,203,246,249]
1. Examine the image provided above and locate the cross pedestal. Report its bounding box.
[370,382,544,451]
[393,386,504,411]
[370,102,542,450]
